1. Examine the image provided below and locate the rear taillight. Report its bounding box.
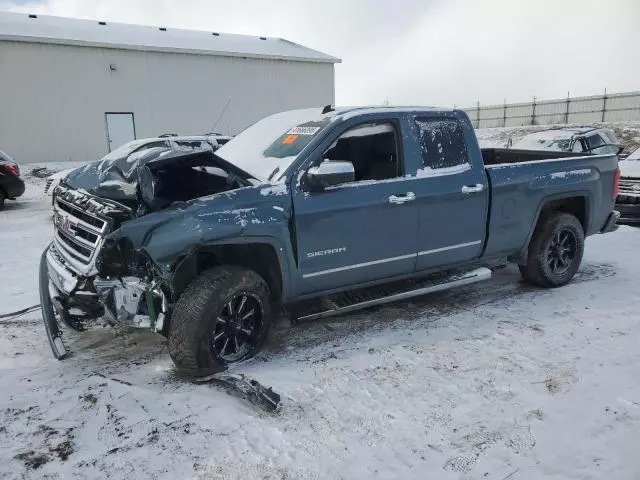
[613,167,620,199]
[3,162,20,177]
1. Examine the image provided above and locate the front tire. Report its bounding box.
[168,266,272,375]
[519,212,585,288]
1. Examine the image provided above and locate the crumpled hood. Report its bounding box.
[62,147,178,205]
[62,147,234,207]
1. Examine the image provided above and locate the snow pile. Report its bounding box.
[1,172,640,479]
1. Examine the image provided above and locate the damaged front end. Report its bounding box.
[40,147,254,359]
[93,239,170,333]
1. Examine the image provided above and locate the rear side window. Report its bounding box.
[414,118,468,169]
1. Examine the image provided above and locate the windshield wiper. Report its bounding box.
[267,166,280,181]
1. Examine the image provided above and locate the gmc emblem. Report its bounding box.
[55,213,73,234]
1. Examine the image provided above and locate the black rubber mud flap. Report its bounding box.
[39,247,69,360]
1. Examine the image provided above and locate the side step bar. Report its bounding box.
[296,267,492,323]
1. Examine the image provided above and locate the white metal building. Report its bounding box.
[0,11,340,164]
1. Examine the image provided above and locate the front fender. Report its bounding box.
[169,234,295,302]
[99,194,295,299]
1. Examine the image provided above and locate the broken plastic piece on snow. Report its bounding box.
[193,372,281,412]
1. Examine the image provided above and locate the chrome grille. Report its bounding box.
[53,193,110,268]
[619,178,640,194]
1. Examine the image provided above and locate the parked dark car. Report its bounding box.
[616,148,640,225]
[0,149,25,210]
[40,107,620,374]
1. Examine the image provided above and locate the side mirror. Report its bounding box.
[307,160,355,190]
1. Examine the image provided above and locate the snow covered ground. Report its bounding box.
[1,167,640,480]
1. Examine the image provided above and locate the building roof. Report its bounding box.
[0,11,340,64]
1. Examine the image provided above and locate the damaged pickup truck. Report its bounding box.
[40,106,621,374]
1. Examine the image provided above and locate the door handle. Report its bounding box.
[461,184,484,194]
[388,192,416,205]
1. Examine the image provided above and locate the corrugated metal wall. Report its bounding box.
[0,41,335,164]
[464,91,640,128]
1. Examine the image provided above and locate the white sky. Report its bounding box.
[2,0,638,107]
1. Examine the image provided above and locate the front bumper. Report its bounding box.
[40,243,105,359]
[40,241,167,359]
[614,202,640,226]
[46,242,80,295]
[1,175,25,199]
[39,247,68,359]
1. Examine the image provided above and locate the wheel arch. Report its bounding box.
[169,237,291,304]
[518,192,591,264]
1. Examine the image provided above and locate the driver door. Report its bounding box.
[292,117,420,295]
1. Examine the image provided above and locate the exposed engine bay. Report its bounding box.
[43,147,255,352]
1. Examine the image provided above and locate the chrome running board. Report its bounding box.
[296,267,492,322]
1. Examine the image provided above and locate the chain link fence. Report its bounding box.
[463,91,640,129]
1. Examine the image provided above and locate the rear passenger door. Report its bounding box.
[411,117,489,271]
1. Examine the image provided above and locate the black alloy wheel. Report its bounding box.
[211,293,263,362]
[546,228,578,275]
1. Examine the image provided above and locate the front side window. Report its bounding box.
[571,139,584,152]
[414,118,469,169]
[586,134,605,151]
[322,122,401,182]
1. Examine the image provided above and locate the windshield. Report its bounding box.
[100,139,155,162]
[215,108,333,181]
[619,148,640,178]
[601,129,619,144]
[513,131,574,152]
[627,147,640,161]
[0,149,16,163]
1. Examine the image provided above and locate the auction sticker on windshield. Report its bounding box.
[287,126,321,135]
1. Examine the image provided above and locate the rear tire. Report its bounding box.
[168,266,272,375]
[519,212,584,288]
[0,189,5,211]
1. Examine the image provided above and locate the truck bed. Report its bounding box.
[482,152,619,258]
[481,148,586,165]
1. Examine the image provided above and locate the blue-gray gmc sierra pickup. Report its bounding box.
[40,106,621,374]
